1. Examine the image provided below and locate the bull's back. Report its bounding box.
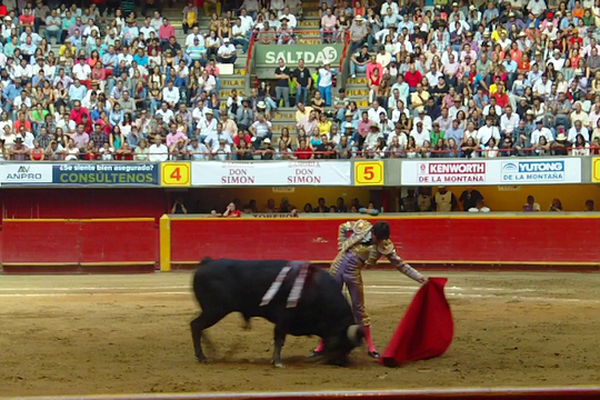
[193,258,288,312]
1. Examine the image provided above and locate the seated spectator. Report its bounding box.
[217,38,237,63]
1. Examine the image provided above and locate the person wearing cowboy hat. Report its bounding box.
[551,130,570,156]
[350,14,368,51]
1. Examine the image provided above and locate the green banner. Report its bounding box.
[255,44,344,65]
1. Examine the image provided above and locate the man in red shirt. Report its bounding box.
[69,101,90,124]
[404,64,423,89]
[294,138,313,159]
[491,81,509,108]
[365,54,382,83]
[19,8,34,29]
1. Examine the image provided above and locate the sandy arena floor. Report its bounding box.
[0,271,599,397]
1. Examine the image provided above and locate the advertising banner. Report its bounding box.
[0,163,53,185]
[254,44,344,65]
[191,161,352,186]
[52,163,160,186]
[401,158,581,186]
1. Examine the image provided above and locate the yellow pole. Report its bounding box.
[159,214,171,272]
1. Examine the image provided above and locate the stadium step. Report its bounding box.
[221,79,245,87]
[273,111,295,119]
[345,89,369,96]
[347,77,368,85]
[219,90,245,97]
[299,20,319,27]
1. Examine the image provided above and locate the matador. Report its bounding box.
[311,219,426,358]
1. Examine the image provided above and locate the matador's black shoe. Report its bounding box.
[368,351,380,359]
[310,350,323,357]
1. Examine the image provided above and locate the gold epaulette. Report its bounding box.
[377,239,395,255]
[352,219,373,236]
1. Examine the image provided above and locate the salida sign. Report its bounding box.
[257,45,343,65]
[191,161,351,186]
[416,161,486,184]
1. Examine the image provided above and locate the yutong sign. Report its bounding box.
[255,45,344,65]
[401,159,582,186]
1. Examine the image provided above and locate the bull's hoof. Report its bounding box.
[368,351,380,359]
[196,355,208,363]
[272,361,285,369]
[310,350,323,358]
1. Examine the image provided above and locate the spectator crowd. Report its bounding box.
[259,0,600,159]
[4,0,600,161]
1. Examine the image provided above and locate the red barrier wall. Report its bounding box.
[2,219,158,273]
[0,189,167,220]
[170,216,600,267]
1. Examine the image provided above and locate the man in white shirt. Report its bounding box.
[413,109,433,131]
[197,109,218,139]
[231,18,249,54]
[500,106,521,138]
[380,0,399,17]
[547,49,565,70]
[73,57,92,81]
[185,25,204,48]
[425,63,443,87]
[482,97,503,117]
[527,0,547,17]
[410,121,429,146]
[140,17,156,39]
[217,38,237,63]
[468,199,491,213]
[530,120,554,144]
[367,100,386,123]
[239,8,254,34]
[279,6,297,29]
[533,74,552,98]
[477,117,501,146]
[567,120,590,142]
[148,136,169,162]
[156,102,175,124]
[162,81,180,108]
[570,102,590,127]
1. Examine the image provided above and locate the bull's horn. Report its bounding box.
[347,324,361,346]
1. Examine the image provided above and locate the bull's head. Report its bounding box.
[322,324,364,366]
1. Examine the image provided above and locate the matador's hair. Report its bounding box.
[372,221,390,240]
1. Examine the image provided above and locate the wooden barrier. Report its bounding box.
[1,218,158,274]
[163,215,600,271]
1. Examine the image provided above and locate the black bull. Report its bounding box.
[191,258,364,367]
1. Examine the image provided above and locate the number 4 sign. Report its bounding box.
[161,162,191,187]
[354,161,384,186]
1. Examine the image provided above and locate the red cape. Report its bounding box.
[380,277,453,367]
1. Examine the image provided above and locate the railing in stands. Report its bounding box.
[3,146,597,161]
[339,30,351,72]
[252,30,348,44]
[12,388,600,400]
[246,31,256,73]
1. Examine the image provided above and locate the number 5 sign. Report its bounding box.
[161,162,191,187]
[354,161,384,186]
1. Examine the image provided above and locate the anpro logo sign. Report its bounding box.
[0,164,53,184]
